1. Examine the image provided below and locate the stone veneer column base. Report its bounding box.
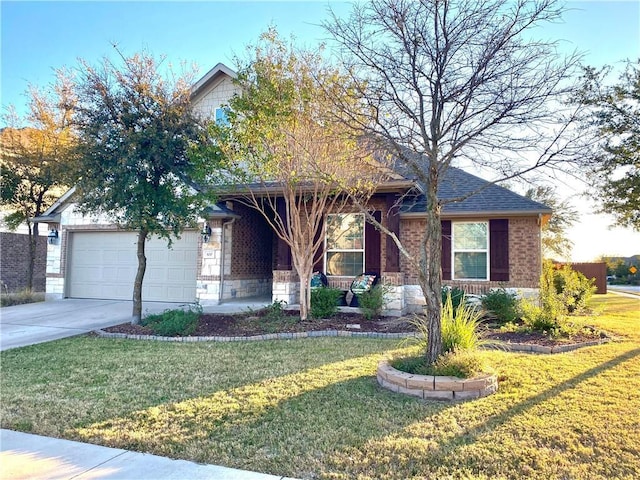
[377,360,498,401]
[272,270,299,305]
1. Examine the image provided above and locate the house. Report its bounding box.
[36,63,552,314]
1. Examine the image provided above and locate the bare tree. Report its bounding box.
[209,31,381,321]
[325,0,584,363]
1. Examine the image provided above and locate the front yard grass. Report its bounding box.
[1,294,639,479]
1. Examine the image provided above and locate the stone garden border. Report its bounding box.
[377,360,498,401]
[95,329,610,352]
[94,329,415,342]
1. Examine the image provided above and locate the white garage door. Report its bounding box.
[67,230,198,302]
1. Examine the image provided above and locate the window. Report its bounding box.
[215,107,229,126]
[325,213,364,276]
[452,222,489,280]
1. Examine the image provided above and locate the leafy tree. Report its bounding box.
[325,0,584,364]
[0,71,75,290]
[206,31,380,321]
[71,49,212,323]
[577,59,640,230]
[525,185,578,259]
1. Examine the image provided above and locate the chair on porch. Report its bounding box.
[349,273,379,307]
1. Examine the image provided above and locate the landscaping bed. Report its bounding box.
[102,308,609,347]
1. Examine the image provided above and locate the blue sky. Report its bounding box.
[2,1,639,260]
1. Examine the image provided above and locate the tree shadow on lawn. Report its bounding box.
[322,345,640,479]
[66,344,639,478]
[67,352,455,477]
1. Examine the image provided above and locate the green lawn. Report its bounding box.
[1,294,639,479]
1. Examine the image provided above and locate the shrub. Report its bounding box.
[519,261,594,337]
[357,284,387,320]
[142,304,201,336]
[481,288,519,324]
[519,298,556,333]
[553,265,596,314]
[310,287,342,319]
[0,289,45,307]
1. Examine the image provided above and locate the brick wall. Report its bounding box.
[399,216,541,290]
[228,203,273,279]
[1,232,47,292]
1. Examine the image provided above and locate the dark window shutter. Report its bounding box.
[365,211,382,275]
[490,219,509,281]
[441,220,452,280]
[385,194,401,272]
[313,216,324,272]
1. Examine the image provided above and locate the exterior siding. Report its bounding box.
[192,76,238,119]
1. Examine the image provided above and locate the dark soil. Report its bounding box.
[102,308,608,346]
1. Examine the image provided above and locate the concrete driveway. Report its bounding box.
[0,299,188,351]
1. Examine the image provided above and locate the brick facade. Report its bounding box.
[227,202,273,280]
[400,216,541,294]
[0,232,47,292]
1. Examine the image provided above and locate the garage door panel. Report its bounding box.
[68,231,197,302]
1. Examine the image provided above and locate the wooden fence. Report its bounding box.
[558,262,607,294]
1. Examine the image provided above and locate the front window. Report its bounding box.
[453,222,488,280]
[325,213,364,276]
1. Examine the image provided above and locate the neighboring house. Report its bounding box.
[35,63,552,314]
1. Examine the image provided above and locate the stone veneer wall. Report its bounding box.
[273,270,299,305]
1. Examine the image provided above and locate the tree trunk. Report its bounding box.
[299,271,311,321]
[132,229,148,324]
[419,174,443,365]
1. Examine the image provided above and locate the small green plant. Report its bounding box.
[481,288,519,324]
[142,304,201,336]
[310,287,342,319]
[0,289,45,307]
[264,299,287,322]
[442,286,465,314]
[404,290,496,364]
[357,284,388,320]
[441,291,488,353]
[390,349,487,378]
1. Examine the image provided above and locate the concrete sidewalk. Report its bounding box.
[0,429,293,479]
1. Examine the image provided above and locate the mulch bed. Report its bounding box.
[102,309,608,346]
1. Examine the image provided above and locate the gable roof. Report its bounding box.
[190,63,236,100]
[401,166,552,217]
